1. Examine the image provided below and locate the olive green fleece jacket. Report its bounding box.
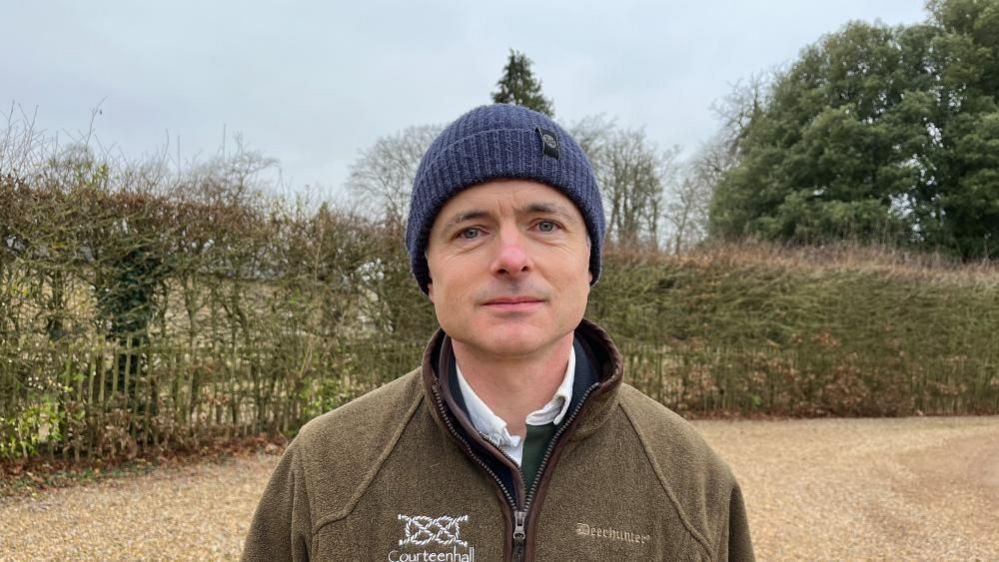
[242,320,754,561]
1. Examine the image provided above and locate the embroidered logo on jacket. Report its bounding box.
[576,522,650,545]
[391,514,475,561]
[398,515,468,547]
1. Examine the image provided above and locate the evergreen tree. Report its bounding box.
[492,49,555,117]
[710,0,999,259]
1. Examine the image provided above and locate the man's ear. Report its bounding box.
[588,271,593,284]
[427,278,434,303]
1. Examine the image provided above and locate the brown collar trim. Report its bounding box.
[420,318,624,443]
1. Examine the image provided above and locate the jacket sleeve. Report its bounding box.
[241,445,313,562]
[716,481,754,562]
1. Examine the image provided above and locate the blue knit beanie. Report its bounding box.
[406,104,605,295]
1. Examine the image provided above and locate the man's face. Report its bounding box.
[426,179,592,360]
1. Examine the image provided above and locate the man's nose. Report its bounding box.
[492,225,531,278]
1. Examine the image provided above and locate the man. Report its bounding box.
[243,104,754,561]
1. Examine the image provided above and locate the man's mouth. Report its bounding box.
[482,297,545,311]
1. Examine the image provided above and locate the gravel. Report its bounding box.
[694,416,999,561]
[1,416,996,561]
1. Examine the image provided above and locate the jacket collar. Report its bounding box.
[420,318,624,444]
[455,344,576,444]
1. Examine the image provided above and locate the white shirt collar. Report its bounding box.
[455,346,576,456]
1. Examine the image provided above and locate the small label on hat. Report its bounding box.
[536,127,560,160]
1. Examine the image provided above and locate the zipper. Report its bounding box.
[524,382,600,507]
[431,383,519,509]
[514,382,602,561]
[512,509,527,562]
[432,383,526,560]
[433,374,604,562]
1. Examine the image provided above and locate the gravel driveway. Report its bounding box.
[1,416,996,561]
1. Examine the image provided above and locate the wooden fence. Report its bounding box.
[619,341,999,417]
[0,336,423,461]
[2,337,996,461]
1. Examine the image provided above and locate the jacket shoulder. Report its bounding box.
[290,368,425,528]
[617,384,744,559]
[618,384,733,476]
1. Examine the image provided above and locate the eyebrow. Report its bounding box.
[524,202,577,221]
[441,210,489,231]
[440,202,580,231]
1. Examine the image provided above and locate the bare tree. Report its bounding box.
[664,73,770,254]
[592,128,678,250]
[176,134,278,207]
[346,124,441,230]
[0,103,46,180]
[710,73,768,156]
[569,114,616,172]
[667,148,716,254]
[571,117,686,250]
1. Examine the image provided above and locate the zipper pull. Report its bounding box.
[512,509,527,561]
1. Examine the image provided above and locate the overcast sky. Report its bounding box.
[5,0,929,199]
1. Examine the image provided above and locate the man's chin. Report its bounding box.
[482,340,540,358]
[460,326,563,359]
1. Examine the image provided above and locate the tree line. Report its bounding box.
[1,0,997,462]
[712,0,999,260]
[352,0,999,261]
[0,120,441,459]
[349,50,708,255]
[2,113,995,462]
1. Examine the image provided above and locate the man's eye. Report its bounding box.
[459,228,481,240]
[537,220,558,232]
